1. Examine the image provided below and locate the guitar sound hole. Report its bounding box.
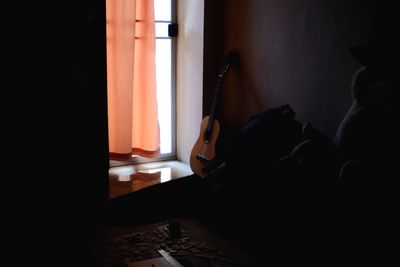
[204,130,212,143]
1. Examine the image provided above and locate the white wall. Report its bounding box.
[176,0,204,164]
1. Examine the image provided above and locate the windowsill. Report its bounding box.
[109,155,177,168]
[109,160,193,199]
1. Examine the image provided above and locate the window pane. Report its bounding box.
[155,22,169,38]
[154,0,171,21]
[156,39,172,154]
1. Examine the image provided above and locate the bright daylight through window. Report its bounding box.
[155,0,175,158]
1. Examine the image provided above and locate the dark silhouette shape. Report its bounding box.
[335,2,396,184]
[334,4,398,264]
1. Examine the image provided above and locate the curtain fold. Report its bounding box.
[107,0,159,160]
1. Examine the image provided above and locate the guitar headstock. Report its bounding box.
[220,50,239,76]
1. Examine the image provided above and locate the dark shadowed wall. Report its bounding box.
[204,0,372,139]
[8,1,110,265]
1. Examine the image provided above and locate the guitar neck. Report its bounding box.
[204,51,238,140]
[206,74,224,133]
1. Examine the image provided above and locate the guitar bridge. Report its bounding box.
[196,154,210,163]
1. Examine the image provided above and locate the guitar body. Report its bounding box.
[190,116,220,176]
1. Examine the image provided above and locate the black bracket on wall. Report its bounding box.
[168,23,178,37]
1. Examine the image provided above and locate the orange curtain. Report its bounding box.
[106,0,159,160]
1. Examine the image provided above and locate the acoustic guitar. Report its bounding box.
[190,51,238,176]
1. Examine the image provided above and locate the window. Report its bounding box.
[154,0,177,159]
[109,0,177,167]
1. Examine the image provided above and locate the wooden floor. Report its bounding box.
[109,160,193,198]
